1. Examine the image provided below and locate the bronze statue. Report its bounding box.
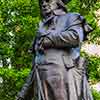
[17,0,93,100]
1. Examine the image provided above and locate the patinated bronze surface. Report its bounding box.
[16,0,93,100]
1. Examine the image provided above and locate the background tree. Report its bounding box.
[0,0,40,68]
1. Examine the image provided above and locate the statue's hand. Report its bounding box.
[41,29,59,48]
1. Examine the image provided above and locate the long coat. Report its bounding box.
[17,13,93,100]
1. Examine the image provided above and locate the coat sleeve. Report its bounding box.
[42,24,84,48]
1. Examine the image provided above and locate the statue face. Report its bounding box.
[41,0,59,16]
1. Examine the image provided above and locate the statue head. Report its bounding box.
[39,0,71,18]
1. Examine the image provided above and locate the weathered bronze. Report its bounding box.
[16,0,93,100]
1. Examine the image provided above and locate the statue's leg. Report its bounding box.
[39,64,67,100]
[46,73,67,100]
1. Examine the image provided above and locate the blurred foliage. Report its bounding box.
[88,56,100,82]
[80,0,97,8]
[92,89,100,100]
[0,68,30,100]
[81,52,100,83]
[0,0,40,68]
